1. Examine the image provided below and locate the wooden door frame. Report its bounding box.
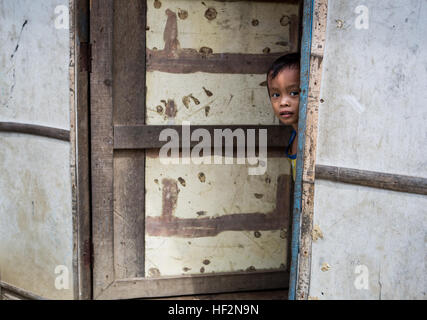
[71,0,92,300]
[87,0,303,300]
[287,0,327,300]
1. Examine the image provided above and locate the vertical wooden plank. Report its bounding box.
[69,0,78,300]
[113,150,145,278]
[288,0,314,301]
[75,0,92,300]
[296,0,328,300]
[112,0,146,279]
[90,0,115,298]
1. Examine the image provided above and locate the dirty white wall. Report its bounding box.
[310,0,426,299]
[0,0,74,299]
[144,0,299,277]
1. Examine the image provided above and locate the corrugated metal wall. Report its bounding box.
[310,0,427,299]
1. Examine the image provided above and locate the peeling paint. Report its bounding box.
[321,262,331,272]
[312,224,324,241]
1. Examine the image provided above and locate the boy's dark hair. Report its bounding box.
[266,52,300,95]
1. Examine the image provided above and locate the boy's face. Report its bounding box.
[268,67,300,130]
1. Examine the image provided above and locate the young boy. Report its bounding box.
[266,53,300,181]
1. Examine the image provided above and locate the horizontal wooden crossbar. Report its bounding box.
[315,165,427,196]
[114,124,293,149]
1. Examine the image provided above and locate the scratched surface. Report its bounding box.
[0,0,73,299]
[310,0,427,299]
[144,0,298,277]
[146,0,300,125]
[145,152,291,277]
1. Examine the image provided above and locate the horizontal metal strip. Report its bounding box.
[0,122,70,142]
[0,281,46,300]
[114,124,293,149]
[315,164,427,196]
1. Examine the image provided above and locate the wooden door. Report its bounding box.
[90,0,301,299]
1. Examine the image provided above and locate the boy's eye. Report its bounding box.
[271,93,280,98]
[290,91,299,97]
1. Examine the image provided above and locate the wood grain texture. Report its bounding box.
[112,0,147,280]
[114,124,294,149]
[74,0,92,300]
[90,0,115,299]
[151,289,288,300]
[315,165,427,196]
[97,270,289,300]
[296,0,328,301]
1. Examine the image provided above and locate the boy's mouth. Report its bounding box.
[279,111,293,119]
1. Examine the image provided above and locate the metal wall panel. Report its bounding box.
[310,0,427,299]
[0,0,73,299]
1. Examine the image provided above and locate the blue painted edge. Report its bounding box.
[288,0,315,300]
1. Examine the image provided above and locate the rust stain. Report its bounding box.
[164,9,180,56]
[198,172,206,183]
[199,46,213,57]
[178,8,188,20]
[202,259,211,265]
[183,267,191,272]
[204,106,210,117]
[251,19,259,26]
[156,105,163,114]
[146,9,287,74]
[189,94,200,105]
[204,7,217,20]
[165,99,177,118]
[254,193,264,199]
[254,231,261,238]
[161,178,179,219]
[146,175,291,238]
[280,15,290,26]
[182,95,191,108]
[200,267,205,273]
[202,87,213,97]
[178,177,186,187]
[154,0,161,9]
[321,262,331,272]
[263,47,271,54]
[312,224,324,241]
[148,268,161,277]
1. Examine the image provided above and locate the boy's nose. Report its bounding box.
[280,97,290,106]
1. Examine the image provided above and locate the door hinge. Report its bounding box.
[79,42,92,73]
